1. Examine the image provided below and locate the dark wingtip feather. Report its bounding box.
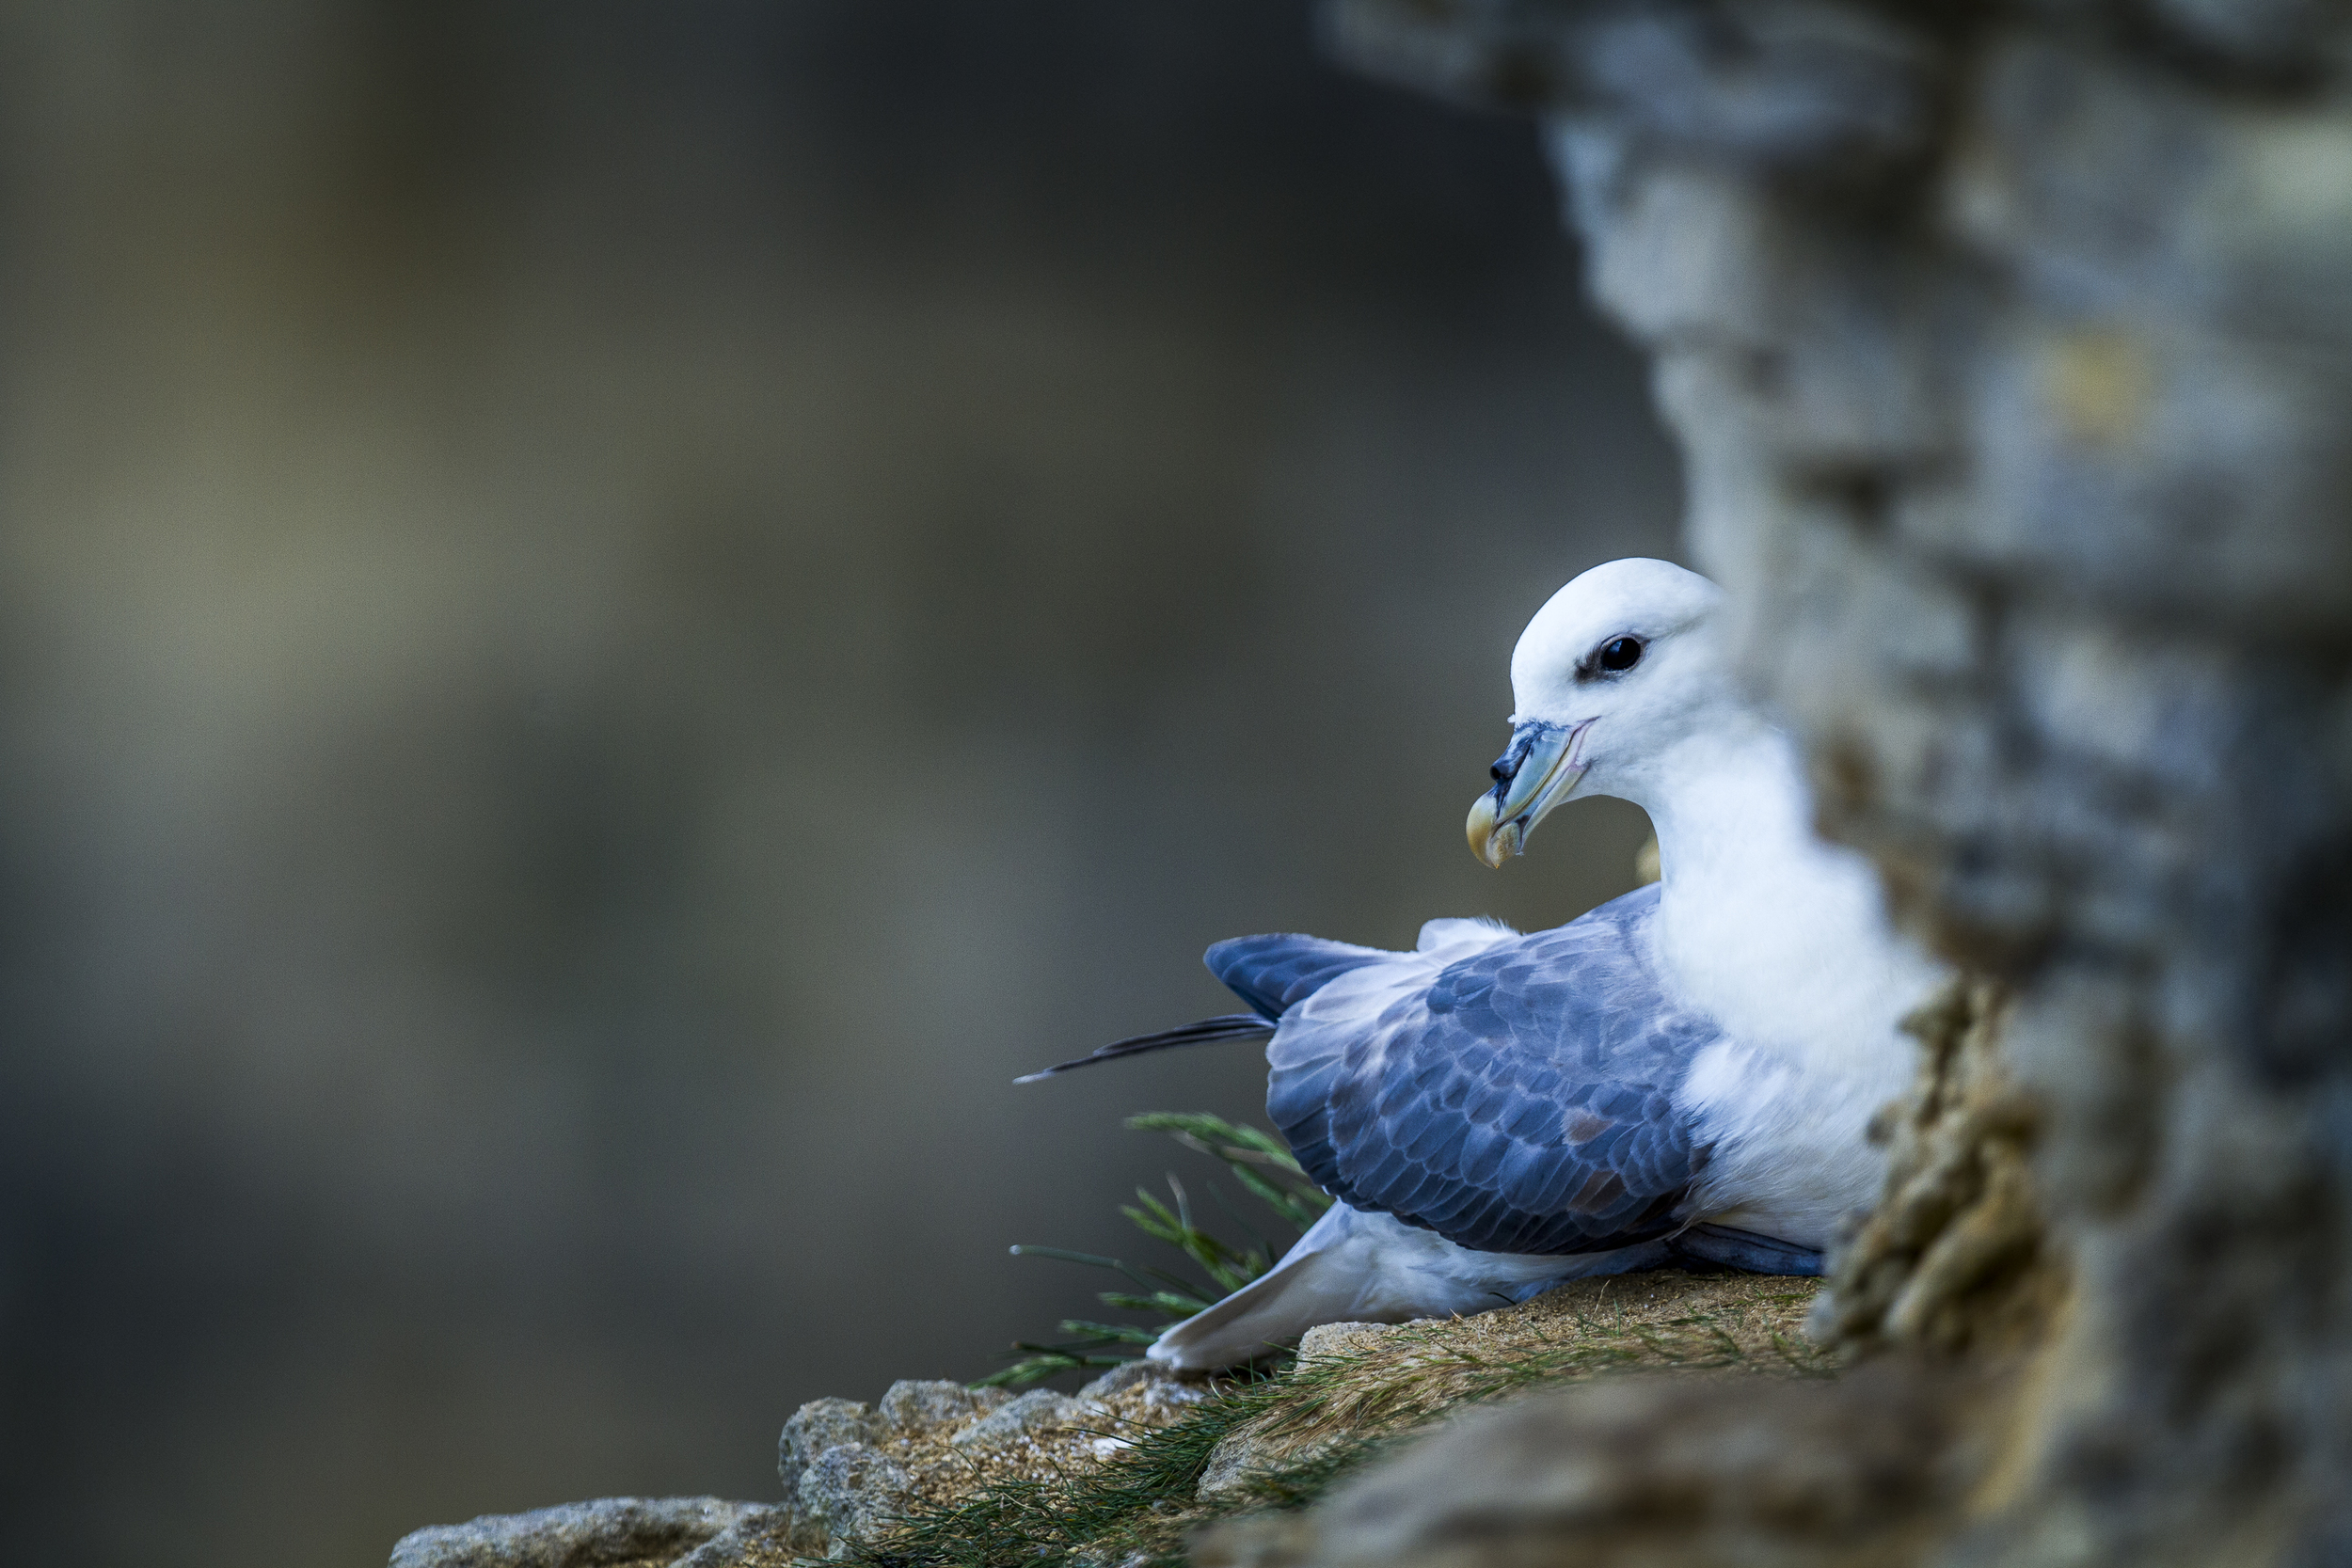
[1013,1013,1274,1085]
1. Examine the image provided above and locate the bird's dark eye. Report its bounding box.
[1597,636,1643,673]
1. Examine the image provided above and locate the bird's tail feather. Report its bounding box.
[1667,1223,1823,1275]
[1012,1013,1274,1085]
[1204,933,1390,1022]
[1146,1202,1374,1371]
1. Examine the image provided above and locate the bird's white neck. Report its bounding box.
[1619,721,1937,1075]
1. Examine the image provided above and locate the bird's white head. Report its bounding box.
[1467,558,1742,867]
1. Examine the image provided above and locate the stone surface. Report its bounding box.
[1198,1274,1823,1509]
[388,1280,1821,1565]
[387,1497,762,1568]
[1327,0,2352,1562]
[1073,1359,1175,1400]
[795,1444,915,1560]
[777,1397,885,1489]
[1083,1359,1214,1427]
[765,1362,1215,1557]
[877,1378,1007,1433]
[1196,1433,1334,1511]
[667,1509,793,1568]
[951,1387,1091,1446]
[1294,1322,1386,1360]
[1199,1321,1404,1504]
[1196,1366,1965,1568]
[395,1364,1216,1567]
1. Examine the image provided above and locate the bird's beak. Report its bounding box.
[1466,720,1591,868]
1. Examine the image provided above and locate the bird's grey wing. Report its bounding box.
[1267,883,1720,1256]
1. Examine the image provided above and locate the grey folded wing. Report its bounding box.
[1265,884,1721,1256]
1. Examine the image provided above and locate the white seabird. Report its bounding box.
[1022,559,1944,1370]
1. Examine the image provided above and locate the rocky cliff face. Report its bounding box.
[385,1277,1829,1567]
[1323,1,2352,1562]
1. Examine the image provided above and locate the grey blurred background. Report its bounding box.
[0,5,1680,1565]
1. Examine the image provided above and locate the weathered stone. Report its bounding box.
[1077,1358,1213,1426]
[794,1443,914,1559]
[666,1507,799,1568]
[951,1386,1090,1446]
[765,1363,1222,1554]
[1197,1320,1391,1494]
[1197,1430,1351,1510]
[875,1377,1006,1435]
[1295,1321,1386,1360]
[1199,1275,1824,1510]
[1198,1366,1964,1568]
[1073,1359,1169,1400]
[777,1396,884,1487]
[387,1496,762,1568]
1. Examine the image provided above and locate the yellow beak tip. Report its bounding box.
[1465,795,1511,870]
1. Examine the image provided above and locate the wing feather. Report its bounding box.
[1264,883,1717,1256]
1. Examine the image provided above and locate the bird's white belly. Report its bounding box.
[1321,1205,1671,1320]
[1675,1037,1903,1248]
[1647,825,1940,1249]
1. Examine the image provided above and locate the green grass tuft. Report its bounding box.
[983,1113,1324,1389]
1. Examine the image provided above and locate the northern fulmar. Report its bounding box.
[1022,559,1942,1370]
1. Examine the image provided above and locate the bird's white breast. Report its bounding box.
[1643,736,1944,1244]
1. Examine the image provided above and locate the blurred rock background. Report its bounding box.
[1322,3,2352,1564]
[0,6,1677,1566]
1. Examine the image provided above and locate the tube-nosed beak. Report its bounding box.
[1466,720,1591,868]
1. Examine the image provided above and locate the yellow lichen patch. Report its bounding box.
[2042,328,2154,448]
